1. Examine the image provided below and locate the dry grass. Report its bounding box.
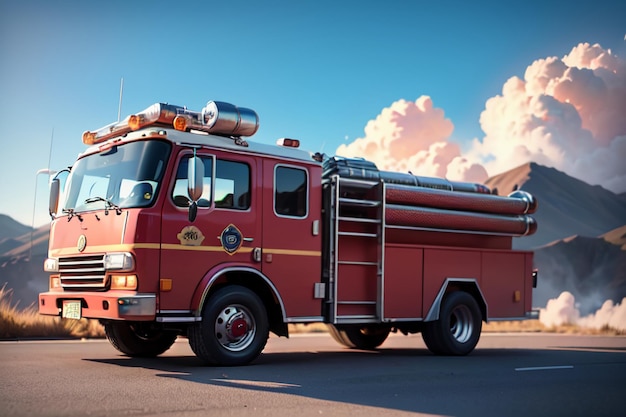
[1,285,622,339]
[0,285,104,339]
[483,319,625,335]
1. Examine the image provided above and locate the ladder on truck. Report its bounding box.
[326,176,386,324]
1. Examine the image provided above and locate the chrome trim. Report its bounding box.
[156,309,201,323]
[156,317,201,323]
[314,282,325,299]
[272,163,310,219]
[386,223,530,237]
[121,210,129,244]
[424,278,487,322]
[382,317,423,323]
[378,181,386,321]
[117,294,156,317]
[286,316,324,323]
[58,254,106,289]
[197,266,287,322]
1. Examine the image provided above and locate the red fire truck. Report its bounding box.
[39,100,538,366]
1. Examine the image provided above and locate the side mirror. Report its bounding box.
[49,178,60,218]
[48,169,70,219]
[187,156,204,222]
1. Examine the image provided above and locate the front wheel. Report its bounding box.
[422,291,482,356]
[104,322,177,357]
[188,285,269,366]
[328,324,390,350]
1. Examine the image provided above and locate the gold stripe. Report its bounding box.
[264,248,321,257]
[161,244,253,253]
[50,243,319,257]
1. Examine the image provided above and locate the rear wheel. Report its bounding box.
[188,285,269,366]
[328,324,390,350]
[422,291,482,356]
[104,322,177,357]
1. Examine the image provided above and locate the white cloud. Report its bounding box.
[474,42,626,192]
[540,291,626,331]
[336,96,488,183]
[335,42,626,192]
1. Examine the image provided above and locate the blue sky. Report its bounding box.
[1,0,625,227]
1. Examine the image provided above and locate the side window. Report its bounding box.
[275,166,308,217]
[172,155,213,207]
[215,160,250,210]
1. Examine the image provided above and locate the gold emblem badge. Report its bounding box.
[177,225,205,246]
[77,235,87,252]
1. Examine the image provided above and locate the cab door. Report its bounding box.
[158,149,261,314]
[260,160,323,319]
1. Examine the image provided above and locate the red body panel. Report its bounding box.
[422,249,482,317]
[260,159,323,318]
[158,149,262,313]
[383,245,423,319]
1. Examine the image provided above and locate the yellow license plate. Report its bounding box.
[62,300,82,320]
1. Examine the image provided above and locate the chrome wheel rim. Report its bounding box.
[214,304,256,352]
[449,305,473,343]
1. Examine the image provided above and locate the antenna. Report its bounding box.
[30,129,56,261]
[117,77,124,122]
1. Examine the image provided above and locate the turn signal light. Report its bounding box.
[110,274,138,290]
[173,115,188,131]
[50,275,61,290]
[160,278,173,292]
[128,114,144,130]
[82,131,97,145]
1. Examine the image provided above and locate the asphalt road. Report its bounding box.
[1,332,625,417]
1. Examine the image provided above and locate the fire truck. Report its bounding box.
[39,100,538,366]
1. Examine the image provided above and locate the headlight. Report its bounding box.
[44,258,59,272]
[104,252,135,271]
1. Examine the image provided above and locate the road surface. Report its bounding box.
[1,332,625,417]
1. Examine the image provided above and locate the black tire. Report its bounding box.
[104,322,177,357]
[327,324,390,350]
[188,285,269,366]
[422,291,482,356]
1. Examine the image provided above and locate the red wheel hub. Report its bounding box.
[230,317,248,338]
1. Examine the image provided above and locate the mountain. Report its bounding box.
[485,163,626,313]
[0,214,32,249]
[602,225,626,248]
[485,163,626,250]
[0,223,50,308]
[532,229,626,315]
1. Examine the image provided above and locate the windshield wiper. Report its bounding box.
[62,208,83,222]
[84,196,123,215]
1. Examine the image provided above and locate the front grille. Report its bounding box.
[59,255,106,290]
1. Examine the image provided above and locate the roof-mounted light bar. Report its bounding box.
[82,101,259,145]
[277,138,300,148]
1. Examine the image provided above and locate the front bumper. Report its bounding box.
[39,291,156,321]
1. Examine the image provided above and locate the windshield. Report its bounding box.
[61,140,171,212]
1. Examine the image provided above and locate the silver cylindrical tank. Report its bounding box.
[202,101,259,137]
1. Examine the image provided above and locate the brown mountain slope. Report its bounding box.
[0,224,50,307]
[0,214,32,240]
[486,163,626,249]
[602,225,626,249]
